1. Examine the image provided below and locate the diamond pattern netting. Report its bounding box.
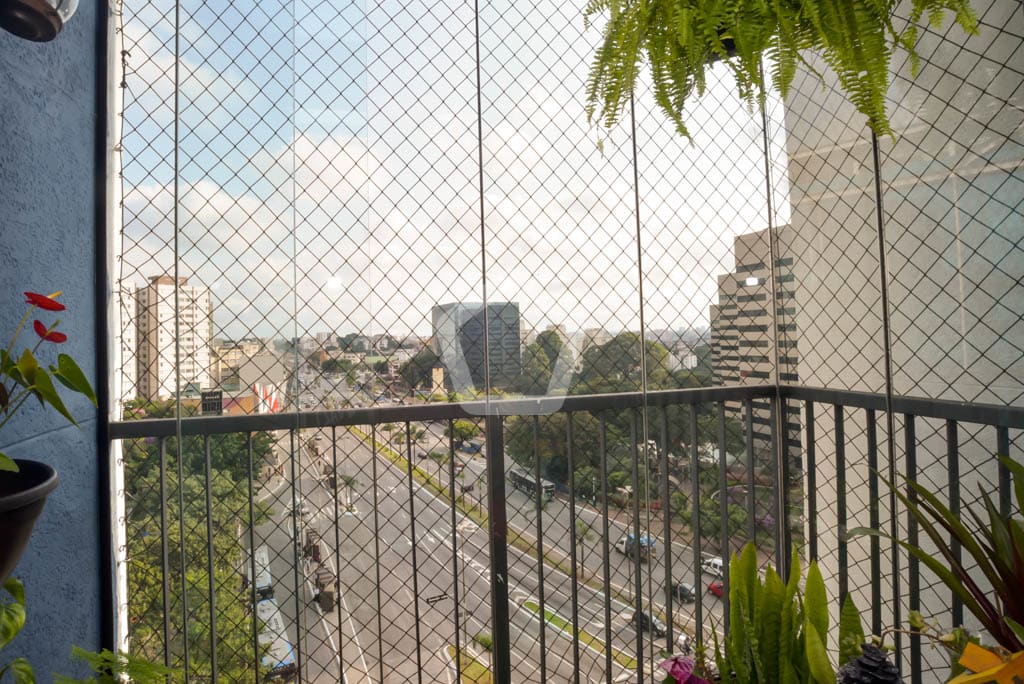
[114,0,1022,681]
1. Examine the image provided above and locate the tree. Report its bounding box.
[575,518,598,579]
[536,330,565,364]
[447,419,481,444]
[513,342,554,395]
[398,347,442,390]
[321,358,353,373]
[505,412,613,485]
[571,332,672,394]
[678,496,749,547]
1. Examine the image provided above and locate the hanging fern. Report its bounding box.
[584,0,979,140]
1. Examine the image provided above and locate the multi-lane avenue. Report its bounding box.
[247,398,727,682]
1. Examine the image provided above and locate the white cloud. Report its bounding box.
[119,0,791,341]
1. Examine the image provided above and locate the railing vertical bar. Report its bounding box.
[834,405,847,606]
[744,399,756,543]
[947,420,962,626]
[770,399,783,570]
[997,426,1011,518]
[288,429,302,684]
[485,415,511,684]
[245,434,259,682]
[691,406,703,646]
[567,413,581,684]
[159,438,172,675]
[175,427,190,681]
[203,435,217,680]
[404,421,424,684]
[777,398,792,580]
[630,412,644,682]
[866,410,882,636]
[371,425,385,683]
[660,405,673,649]
[718,402,730,633]
[330,427,344,676]
[532,415,547,681]
[906,415,921,684]
[599,415,613,684]
[806,401,817,561]
[447,420,464,683]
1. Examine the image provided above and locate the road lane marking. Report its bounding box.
[323,555,371,681]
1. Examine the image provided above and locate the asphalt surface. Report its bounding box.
[247,382,728,682]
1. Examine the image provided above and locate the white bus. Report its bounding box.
[256,598,298,682]
[247,545,274,599]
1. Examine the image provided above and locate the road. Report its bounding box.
[248,378,727,682]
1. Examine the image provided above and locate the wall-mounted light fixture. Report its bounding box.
[0,0,78,42]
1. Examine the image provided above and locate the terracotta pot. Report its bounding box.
[0,459,58,585]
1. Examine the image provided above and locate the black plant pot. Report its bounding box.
[0,459,58,585]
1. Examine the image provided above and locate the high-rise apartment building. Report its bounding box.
[431,302,521,390]
[117,285,137,405]
[778,1,1023,668]
[710,228,801,461]
[136,275,213,400]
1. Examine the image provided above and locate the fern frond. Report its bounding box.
[583,0,980,140]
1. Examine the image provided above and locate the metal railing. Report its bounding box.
[111,384,1022,683]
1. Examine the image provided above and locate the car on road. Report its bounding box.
[631,610,667,637]
[667,581,696,603]
[700,556,724,577]
[614,533,656,560]
[708,579,725,598]
[288,499,310,518]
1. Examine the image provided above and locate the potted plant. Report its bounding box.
[0,292,96,584]
[584,0,979,140]
[851,455,1024,678]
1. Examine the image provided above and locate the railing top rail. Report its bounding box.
[109,383,1023,439]
[109,385,775,438]
[780,385,1024,429]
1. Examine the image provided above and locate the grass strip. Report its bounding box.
[445,645,492,684]
[522,599,638,670]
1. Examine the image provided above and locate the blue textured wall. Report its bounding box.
[0,3,103,680]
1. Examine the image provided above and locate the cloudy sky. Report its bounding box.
[119,0,791,342]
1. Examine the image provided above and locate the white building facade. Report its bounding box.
[136,275,213,400]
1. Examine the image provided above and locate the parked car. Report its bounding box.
[708,579,725,598]
[700,556,724,577]
[667,582,696,603]
[631,610,666,637]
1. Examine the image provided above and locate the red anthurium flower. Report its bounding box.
[33,320,67,343]
[24,291,65,311]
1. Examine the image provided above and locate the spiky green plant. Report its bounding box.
[715,542,865,683]
[851,455,1024,653]
[584,0,978,140]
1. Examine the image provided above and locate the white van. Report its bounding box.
[700,556,724,578]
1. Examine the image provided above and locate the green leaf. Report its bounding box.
[61,646,176,684]
[15,349,39,387]
[53,354,97,406]
[7,658,36,684]
[804,561,829,645]
[1006,617,1024,644]
[0,578,27,650]
[804,623,835,683]
[1000,455,1024,515]
[758,570,784,683]
[0,452,18,472]
[838,595,865,666]
[32,369,75,425]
